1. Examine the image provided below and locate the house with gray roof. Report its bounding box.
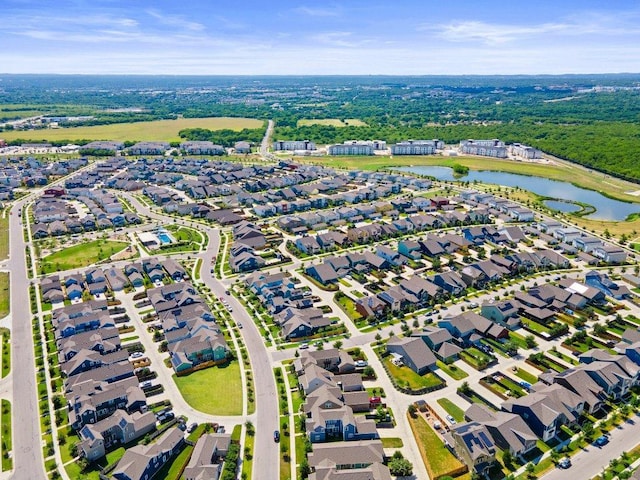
[112,427,184,480]
[80,409,156,461]
[386,336,436,375]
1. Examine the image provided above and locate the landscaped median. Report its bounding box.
[1,399,11,472]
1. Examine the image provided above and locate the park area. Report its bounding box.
[0,117,264,143]
[173,361,243,415]
[39,240,129,274]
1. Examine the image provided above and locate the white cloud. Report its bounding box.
[145,9,205,31]
[427,14,640,45]
[294,6,340,17]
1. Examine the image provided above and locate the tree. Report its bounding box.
[459,381,471,395]
[388,452,413,476]
[300,458,311,479]
[524,335,538,349]
[408,403,417,417]
[502,449,515,469]
[333,340,343,349]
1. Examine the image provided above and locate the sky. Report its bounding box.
[2,0,640,75]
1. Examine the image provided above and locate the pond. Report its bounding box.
[394,165,640,221]
[543,200,583,214]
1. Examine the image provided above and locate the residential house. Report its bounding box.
[79,410,156,461]
[443,422,496,475]
[183,433,231,480]
[386,336,437,375]
[112,427,184,480]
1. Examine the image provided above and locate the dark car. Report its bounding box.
[558,458,571,469]
[595,435,609,447]
[274,430,280,442]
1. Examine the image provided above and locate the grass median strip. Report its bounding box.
[1,399,12,471]
[0,273,9,319]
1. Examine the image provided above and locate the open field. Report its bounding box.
[0,117,264,143]
[173,361,242,415]
[40,240,129,273]
[297,118,368,127]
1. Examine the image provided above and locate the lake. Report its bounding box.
[394,165,640,221]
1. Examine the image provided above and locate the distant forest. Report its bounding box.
[1,74,640,181]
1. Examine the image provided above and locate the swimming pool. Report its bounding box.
[156,231,173,244]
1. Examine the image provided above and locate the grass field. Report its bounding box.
[173,361,243,415]
[40,240,129,274]
[297,118,368,127]
[0,273,8,319]
[0,117,264,143]
[409,413,469,480]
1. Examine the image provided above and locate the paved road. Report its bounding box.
[540,413,640,480]
[124,194,280,480]
[8,199,47,480]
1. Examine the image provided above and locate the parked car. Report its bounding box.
[355,360,368,368]
[558,458,571,469]
[225,290,230,295]
[273,430,280,442]
[187,422,198,433]
[446,415,457,425]
[594,435,609,447]
[299,342,309,350]
[238,323,243,329]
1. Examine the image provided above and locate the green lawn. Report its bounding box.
[437,398,466,422]
[334,292,363,323]
[409,414,468,480]
[459,347,494,370]
[512,367,538,384]
[173,361,243,415]
[383,357,444,390]
[380,437,404,448]
[0,273,8,318]
[0,215,8,261]
[40,240,129,273]
[436,360,468,380]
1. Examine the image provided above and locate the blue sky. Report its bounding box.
[2,0,640,74]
